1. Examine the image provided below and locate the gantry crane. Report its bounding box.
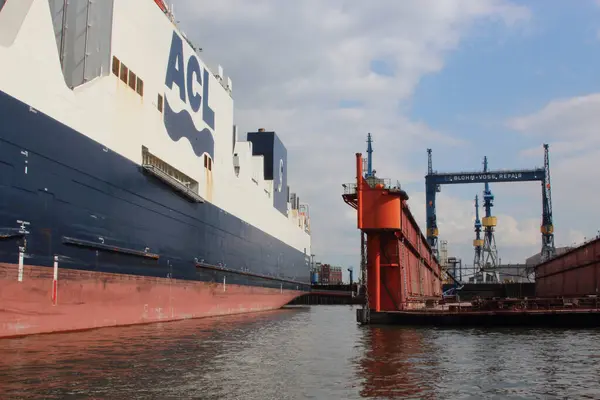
[541,144,555,261]
[426,144,555,263]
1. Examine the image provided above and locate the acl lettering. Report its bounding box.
[165,31,215,130]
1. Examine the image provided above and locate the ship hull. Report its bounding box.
[0,88,309,282]
[0,263,301,338]
[0,87,309,337]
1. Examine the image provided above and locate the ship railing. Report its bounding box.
[343,178,401,195]
[365,177,392,188]
[141,164,205,203]
[342,183,357,195]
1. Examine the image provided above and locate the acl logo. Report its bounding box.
[165,31,215,130]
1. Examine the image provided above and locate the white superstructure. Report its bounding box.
[0,0,311,255]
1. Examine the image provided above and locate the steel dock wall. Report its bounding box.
[343,152,442,312]
[536,237,600,297]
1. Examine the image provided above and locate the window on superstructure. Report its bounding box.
[157,94,164,112]
[136,77,144,96]
[112,56,120,76]
[128,70,136,91]
[208,158,212,171]
[204,154,208,168]
[120,63,128,84]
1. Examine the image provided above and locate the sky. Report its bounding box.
[173,0,600,282]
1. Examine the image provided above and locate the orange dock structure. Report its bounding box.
[343,151,442,319]
[342,136,600,327]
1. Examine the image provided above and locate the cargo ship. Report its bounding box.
[0,0,312,338]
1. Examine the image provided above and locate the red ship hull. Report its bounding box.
[0,263,302,339]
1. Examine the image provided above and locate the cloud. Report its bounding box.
[176,1,529,110]
[172,0,530,269]
[408,191,544,267]
[508,93,600,252]
[508,93,600,142]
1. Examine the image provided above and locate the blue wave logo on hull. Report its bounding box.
[164,31,216,160]
[163,96,214,159]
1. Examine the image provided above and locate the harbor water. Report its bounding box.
[1,305,599,399]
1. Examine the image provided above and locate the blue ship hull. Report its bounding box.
[0,89,310,291]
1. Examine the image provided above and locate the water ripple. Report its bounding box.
[0,306,599,399]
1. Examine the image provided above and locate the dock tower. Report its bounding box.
[343,134,442,322]
[365,133,374,178]
[473,195,483,276]
[481,157,499,282]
